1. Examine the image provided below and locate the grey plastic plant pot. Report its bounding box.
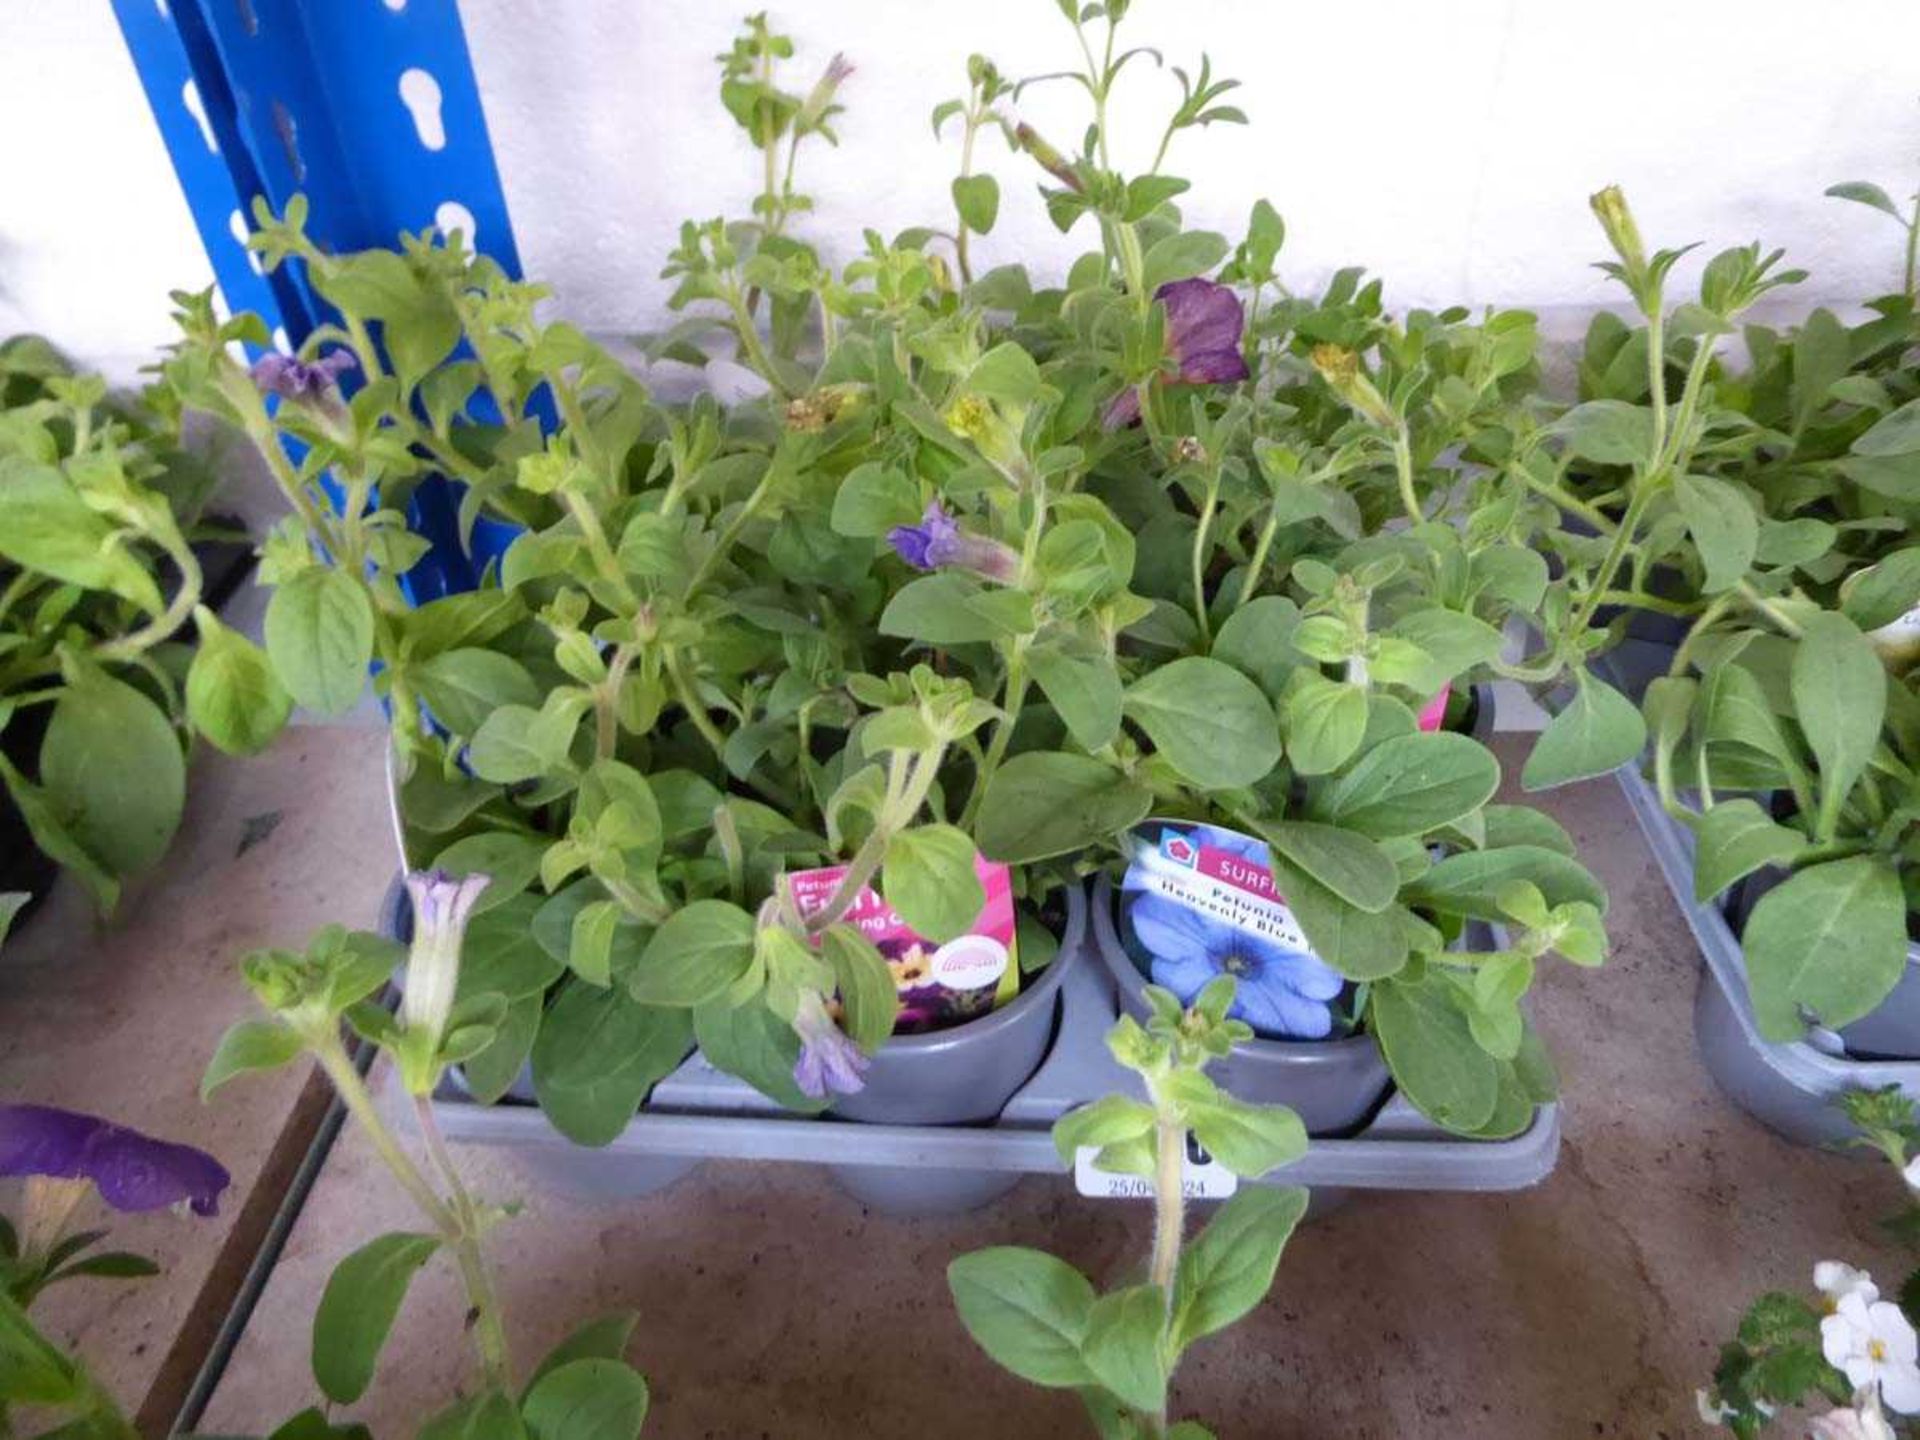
[1089,873,1392,1135]
[826,889,1085,1127]
[1615,764,1920,1147]
[421,925,1562,1216]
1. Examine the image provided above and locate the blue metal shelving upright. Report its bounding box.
[112,0,527,595]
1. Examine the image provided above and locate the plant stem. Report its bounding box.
[807,748,942,933]
[412,1096,511,1392]
[313,1038,456,1234]
[685,457,783,601]
[1905,208,1919,299]
[1391,427,1422,525]
[961,646,1028,830]
[92,533,201,666]
[595,644,637,760]
[1235,507,1282,611]
[955,109,980,285]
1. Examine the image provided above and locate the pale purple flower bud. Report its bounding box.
[886,502,1020,583]
[792,991,869,1100]
[401,868,490,1049]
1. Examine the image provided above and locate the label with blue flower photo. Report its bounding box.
[1117,820,1350,1041]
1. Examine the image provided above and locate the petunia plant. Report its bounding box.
[204,869,654,1438]
[0,335,282,915]
[949,977,1309,1440]
[0,1102,231,1438]
[1700,1087,1920,1437]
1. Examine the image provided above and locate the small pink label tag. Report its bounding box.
[788,856,1019,1033]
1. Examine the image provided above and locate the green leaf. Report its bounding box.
[1320,731,1500,837]
[311,1232,441,1404]
[975,751,1152,864]
[1384,609,1505,694]
[1791,611,1885,808]
[461,996,540,1105]
[1827,180,1904,220]
[521,1358,649,1440]
[947,1247,1098,1388]
[266,1408,375,1440]
[41,666,186,878]
[1050,1094,1157,1167]
[1521,672,1645,791]
[1689,799,1807,902]
[823,924,900,1053]
[202,1019,304,1099]
[1481,804,1576,856]
[1406,846,1607,920]
[1171,1187,1308,1353]
[526,1314,640,1394]
[1370,973,1499,1133]
[532,982,692,1144]
[1791,307,1851,433]
[312,249,459,387]
[1080,1285,1167,1414]
[1266,853,1409,981]
[1555,399,1655,467]
[969,343,1042,405]
[1675,474,1759,594]
[830,462,922,539]
[1124,657,1280,789]
[631,900,757,1006]
[187,606,293,755]
[1843,549,1920,632]
[1745,857,1908,1041]
[1853,396,1920,457]
[1262,821,1396,912]
[1166,1073,1308,1178]
[0,1289,83,1405]
[412,649,538,737]
[1142,231,1230,292]
[461,897,568,1001]
[569,900,622,986]
[429,832,545,914]
[265,567,374,715]
[0,458,161,609]
[417,1391,527,1440]
[880,573,1002,645]
[953,174,1002,234]
[1028,642,1123,751]
[692,998,823,1113]
[1282,675,1367,776]
[883,825,985,943]
[1211,596,1301,699]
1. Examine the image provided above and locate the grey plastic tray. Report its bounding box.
[1615,762,1920,1147]
[405,891,1561,1216]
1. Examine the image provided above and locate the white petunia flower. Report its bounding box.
[1816,1262,1882,1310]
[1821,1292,1920,1414]
[1807,1403,1896,1440]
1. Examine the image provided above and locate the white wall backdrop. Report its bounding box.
[4,0,1919,381]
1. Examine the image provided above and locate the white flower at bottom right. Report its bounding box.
[1821,1292,1920,1414]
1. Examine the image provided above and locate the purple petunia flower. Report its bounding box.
[250,349,357,404]
[885,501,1020,582]
[0,1104,231,1216]
[792,991,870,1100]
[1103,277,1252,430]
[1129,892,1343,1039]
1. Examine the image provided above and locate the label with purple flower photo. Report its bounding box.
[1117,820,1349,1041]
[789,856,1020,1035]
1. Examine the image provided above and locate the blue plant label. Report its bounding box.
[1118,819,1348,1040]
[1072,1135,1237,1200]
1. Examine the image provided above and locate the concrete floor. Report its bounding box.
[173,735,1900,1440]
[0,724,394,1431]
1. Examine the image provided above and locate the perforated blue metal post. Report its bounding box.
[112,0,526,597]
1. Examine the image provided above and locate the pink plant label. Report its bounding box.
[788,855,1019,1034]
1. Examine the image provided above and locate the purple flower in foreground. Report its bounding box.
[1103,277,1251,430]
[886,501,1020,582]
[792,991,870,1100]
[250,349,356,403]
[0,1104,230,1217]
[1130,892,1343,1039]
